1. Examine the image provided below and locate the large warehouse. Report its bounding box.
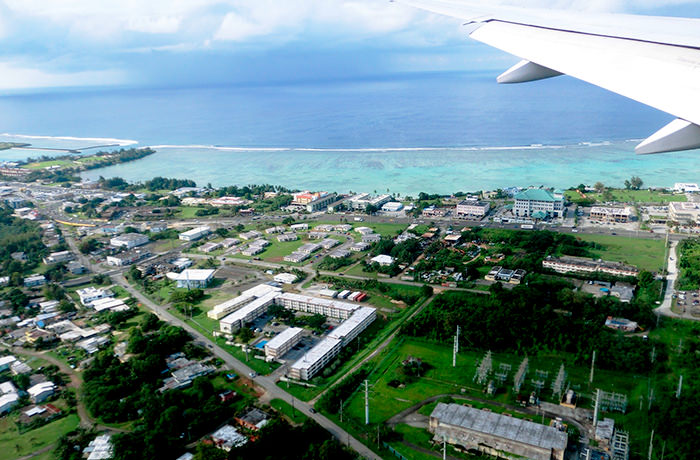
[429,403,568,460]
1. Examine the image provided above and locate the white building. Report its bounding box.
[274,273,298,284]
[179,226,211,241]
[0,355,17,372]
[0,392,19,415]
[456,200,490,218]
[219,291,279,334]
[513,189,564,218]
[589,207,633,223]
[167,269,216,289]
[211,425,247,451]
[43,250,75,264]
[674,183,700,193]
[371,254,395,266]
[200,242,222,253]
[110,233,149,249]
[543,256,639,277]
[85,434,113,460]
[349,193,391,211]
[27,381,55,403]
[207,284,281,320]
[77,287,114,306]
[669,201,700,225]
[23,274,46,287]
[264,327,304,359]
[290,223,309,232]
[381,202,404,212]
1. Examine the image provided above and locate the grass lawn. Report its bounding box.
[23,159,74,170]
[363,223,407,238]
[344,263,377,279]
[277,381,321,401]
[575,234,666,272]
[0,413,80,460]
[270,398,308,424]
[259,239,305,261]
[153,239,183,253]
[566,189,686,204]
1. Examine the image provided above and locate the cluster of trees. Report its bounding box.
[0,205,47,275]
[365,237,423,276]
[676,238,700,290]
[318,254,355,271]
[316,366,371,414]
[402,276,663,373]
[143,176,196,191]
[210,184,291,200]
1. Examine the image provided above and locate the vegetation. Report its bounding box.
[676,237,700,290]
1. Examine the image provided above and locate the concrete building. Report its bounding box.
[277,233,298,242]
[605,316,638,332]
[274,293,358,320]
[349,193,391,211]
[330,249,351,259]
[290,223,309,232]
[456,200,490,218]
[211,425,247,451]
[200,242,222,253]
[611,283,635,302]
[23,274,46,288]
[75,286,114,307]
[669,201,700,225]
[429,403,567,460]
[167,269,215,289]
[207,284,281,320]
[106,249,150,267]
[589,207,633,223]
[381,201,404,212]
[235,408,269,431]
[371,254,394,266]
[179,226,211,241]
[84,434,113,460]
[43,250,74,264]
[361,233,382,243]
[239,230,262,240]
[27,381,56,403]
[110,233,149,249]
[264,327,304,359]
[292,191,337,212]
[319,238,340,249]
[514,189,564,218]
[351,242,370,252]
[219,291,279,334]
[0,355,17,372]
[273,273,297,284]
[284,252,309,263]
[674,182,700,193]
[543,256,639,277]
[0,392,19,415]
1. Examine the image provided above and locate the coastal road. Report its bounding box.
[112,274,381,460]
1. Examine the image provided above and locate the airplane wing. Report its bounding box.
[394,0,700,154]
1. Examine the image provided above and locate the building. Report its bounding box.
[349,193,391,210]
[674,182,700,193]
[106,249,150,267]
[27,381,56,403]
[422,206,448,217]
[200,242,222,253]
[235,408,270,431]
[298,243,321,254]
[514,189,565,218]
[289,223,309,232]
[381,201,404,212]
[330,249,351,259]
[351,242,370,252]
[610,283,635,302]
[284,252,309,263]
[90,298,130,313]
[264,327,304,359]
[589,207,633,223]
[84,434,113,460]
[0,392,19,415]
[429,403,568,460]
[292,191,337,212]
[273,273,297,284]
[43,250,74,264]
[219,291,279,334]
[239,230,262,240]
[277,233,298,242]
[67,260,86,275]
[211,425,247,451]
[167,269,216,289]
[319,238,339,249]
[23,274,46,288]
[0,355,17,372]
[456,200,490,218]
[179,226,211,241]
[371,254,394,266]
[543,256,639,277]
[207,284,281,320]
[171,257,193,271]
[361,233,382,243]
[669,201,700,225]
[110,233,149,249]
[605,316,638,332]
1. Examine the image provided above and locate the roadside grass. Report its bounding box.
[575,233,666,272]
[153,239,183,253]
[270,398,308,424]
[344,263,377,279]
[565,189,686,204]
[0,413,80,460]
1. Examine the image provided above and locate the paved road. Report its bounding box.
[113,274,381,459]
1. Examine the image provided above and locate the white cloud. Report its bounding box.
[126,16,181,34]
[0,61,126,89]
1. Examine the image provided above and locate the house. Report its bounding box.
[273,273,297,284]
[239,230,263,240]
[43,250,74,264]
[290,223,309,232]
[23,274,47,287]
[200,242,222,253]
[0,392,19,415]
[361,233,382,243]
[235,408,270,431]
[330,249,351,259]
[27,381,56,403]
[210,425,248,451]
[604,316,638,332]
[66,260,86,275]
[0,355,17,372]
[167,269,216,289]
[77,287,114,306]
[277,233,298,242]
[513,188,564,218]
[84,434,113,460]
[371,255,395,266]
[351,242,370,252]
[611,283,635,302]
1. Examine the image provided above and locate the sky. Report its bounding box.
[0,0,700,90]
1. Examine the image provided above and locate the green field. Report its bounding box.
[258,239,305,261]
[565,189,686,204]
[23,159,74,170]
[0,413,80,460]
[575,234,666,272]
[270,398,308,424]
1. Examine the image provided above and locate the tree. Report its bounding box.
[630,176,643,190]
[80,238,100,254]
[282,217,295,226]
[58,299,76,313]
[365,204,378,215]
[237,327,254,343]
[594,181,605,193]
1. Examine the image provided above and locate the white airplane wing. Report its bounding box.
[395,0,700,154]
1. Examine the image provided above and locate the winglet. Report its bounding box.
[497,60,562,84]
[636,119,700,154]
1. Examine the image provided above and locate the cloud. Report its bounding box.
[0,60,126,89]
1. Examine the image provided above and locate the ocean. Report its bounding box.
[0,71,696,195]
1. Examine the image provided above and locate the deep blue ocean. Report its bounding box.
[0,71,695,194]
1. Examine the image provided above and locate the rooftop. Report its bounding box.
[514,188,561,202]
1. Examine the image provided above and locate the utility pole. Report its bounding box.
[443,436,447,460]
[456,325,461,352]
[589,350,596,384]
[676,374,683,399]
[592,389,600,427]
[648,429,655,460]
[453,334,458,367]
[340,400,343,423]
[365,380,370,425]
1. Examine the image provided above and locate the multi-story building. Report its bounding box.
[207,284,281,320]
[110,233,150,249]
[669,201,700,225]
[106,249,150,267]
[292,191,337,212]
[589,207,633,223]
[543,256,639,277]
[513,189,564,218]
[348,193,391,211]
[264,327,304,359]
[455,200,490,218]
[219,292,279,334]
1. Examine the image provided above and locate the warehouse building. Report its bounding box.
[179,226,211,241]
[110,233,150,249]
[264,327,304,359]
[429,403,567,460]
[167,269,216,289]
